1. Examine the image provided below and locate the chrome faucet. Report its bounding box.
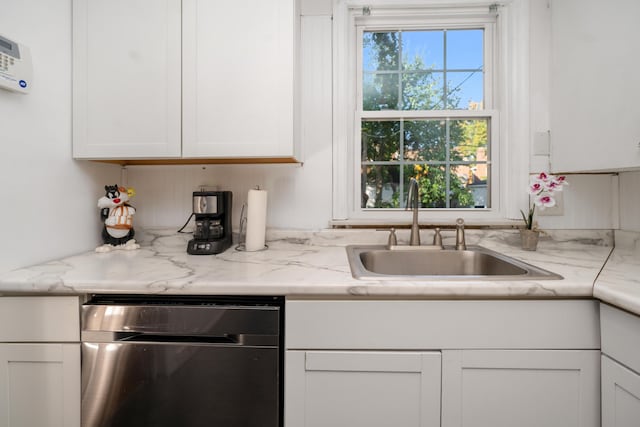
[407,178,420,246]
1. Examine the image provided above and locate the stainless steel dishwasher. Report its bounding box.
[81,295,283,427]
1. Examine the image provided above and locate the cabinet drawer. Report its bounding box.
[286,299,600,350]
[0,297,80,342]
[601,303,640,374]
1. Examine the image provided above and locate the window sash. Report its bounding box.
[356,112,498,213]
[356,23,495,112]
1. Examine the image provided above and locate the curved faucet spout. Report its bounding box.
[407,178,420,246]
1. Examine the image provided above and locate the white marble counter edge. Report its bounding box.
[593,230,640,316]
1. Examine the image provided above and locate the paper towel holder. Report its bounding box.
[235,202,268,252]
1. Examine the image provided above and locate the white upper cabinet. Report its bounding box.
[73,0,299,161]
[550,0,640,172]
[182,0,297,159]
[73,0,182,159]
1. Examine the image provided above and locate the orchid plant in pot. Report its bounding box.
[520,172,568,250]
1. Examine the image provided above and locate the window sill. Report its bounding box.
[329,219,523,229]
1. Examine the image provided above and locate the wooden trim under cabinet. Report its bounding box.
[90,157,301,166]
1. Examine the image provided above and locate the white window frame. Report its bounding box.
[332,0,531,225]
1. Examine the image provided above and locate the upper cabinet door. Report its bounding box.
[182,0,298,159]
[73,0,182,159]
[550,0,640,172]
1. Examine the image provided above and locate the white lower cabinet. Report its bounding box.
[600,303,640,427]
[0,344,80,427]
[285,299,602,427]
[441,349,600,427]
[286,351,441,426]
[0,297,80,427]
[601,355,640,427]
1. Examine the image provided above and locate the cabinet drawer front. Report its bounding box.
[601,303,640,373]
[0,297,79,342]
[286,300,600,350]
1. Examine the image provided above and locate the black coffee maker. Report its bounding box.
[187,191,233,255]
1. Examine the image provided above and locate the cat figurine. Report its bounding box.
[96,185,140,252]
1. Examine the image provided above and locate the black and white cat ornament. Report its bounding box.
[95,184,140,253]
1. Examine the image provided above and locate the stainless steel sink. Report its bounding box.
[346,245,562,281]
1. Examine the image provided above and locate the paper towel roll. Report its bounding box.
[245,188,268,251]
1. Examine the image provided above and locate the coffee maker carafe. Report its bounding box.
[187,191,232,255]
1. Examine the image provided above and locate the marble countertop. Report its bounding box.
[594,230,640,315]
[0,228,617,301]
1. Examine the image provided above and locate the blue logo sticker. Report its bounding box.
[19,80,27,88]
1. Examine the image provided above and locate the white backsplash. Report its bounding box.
[619,171,640,232]
[125,164,617,232]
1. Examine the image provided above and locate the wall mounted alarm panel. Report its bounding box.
[0,33,32,94]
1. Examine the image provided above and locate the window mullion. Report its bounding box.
[399,119,405,208]
[398,31,403,110]
[445,118,451,208]
[443,29,448,109]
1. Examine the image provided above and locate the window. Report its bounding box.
[360,29,492,210]
[332,1,529,224]
[356,19,492,209]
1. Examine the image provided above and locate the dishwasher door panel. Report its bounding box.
[81,342,279,427]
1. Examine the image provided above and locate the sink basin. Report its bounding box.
[346,245,562,281]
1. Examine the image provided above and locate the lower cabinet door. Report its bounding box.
[441,350,600,427]
[285,350,441,427]
[0,343,80,427]
[602,354,640,427]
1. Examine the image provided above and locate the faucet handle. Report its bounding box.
[387,227,398,247]
[455,218,467,250]
[432,227,443,248]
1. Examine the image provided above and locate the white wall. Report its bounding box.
[0,0,119,272]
